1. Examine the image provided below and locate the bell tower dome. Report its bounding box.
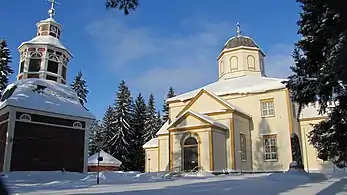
[16,0,72,84]
[217,23,266,81]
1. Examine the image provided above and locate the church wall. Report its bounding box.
[169,102,186,122]
[224,89,292,172]
[233,114,252,171]
[171,129,210,172]
[158,135,170,171]
[175,115,206,128]
[212,130,227,171]
[145,148,158,172]
[299,119,332,172]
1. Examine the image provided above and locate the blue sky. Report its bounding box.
[1,0,301,120]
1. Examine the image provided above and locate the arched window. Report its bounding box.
[20,114,31,121]
[220,61,224,75]
[182,136,199,171]
[229,56,238,71]
[73,121,83,128]
[247,55,256,70]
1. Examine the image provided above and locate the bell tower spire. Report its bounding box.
[16,0,72,84]
[47,0,60,18]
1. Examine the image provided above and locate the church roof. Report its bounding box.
[143,137,158,149]
[156,120,169,136]
[167,75,287,102]
[222,36,259,51]
[18,36,71,56]
[0,78,95,119]
[88,150,122,166]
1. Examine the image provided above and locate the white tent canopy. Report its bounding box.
[88,150,122,166]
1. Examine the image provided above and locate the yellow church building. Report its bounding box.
[143,24,331,173]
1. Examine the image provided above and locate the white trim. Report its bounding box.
[15,119,85,130]
[19,114,32,121]
[73,121,83,128]
[3,110,16,172]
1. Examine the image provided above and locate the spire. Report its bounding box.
[47,0,60,18]
[236,22,241,37]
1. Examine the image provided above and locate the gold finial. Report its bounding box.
[236,22,241,36]
[47,0,60,18]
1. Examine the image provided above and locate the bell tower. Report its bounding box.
[17,0,72,84]
[217,23,266,81]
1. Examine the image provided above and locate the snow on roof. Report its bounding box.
[37,18,62,27]
[156,120,169,136]
[143,138,158,149]
[167,75,286,102]
[169,110,228,130]
[88,150,122,166]
[299,103,328,119]
[0,78,95,119]
[18,36,71,56]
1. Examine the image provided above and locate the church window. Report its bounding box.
[47,60,59,73]
[260,99,275,117]
[240,133,247,161]
[20,114,32,121]
[20,61,25,73]
[48,53,59,62]
[28,59,41,72]
[263,134,277,161]
[73,121,83,128]
[47,49,55,53]
[182,136,199,171]
[220,61,224,75]
[40,24,49,31]
[229,56,238,71]
[62,66,67,79]
[27,74,40,78]
[46,75,57,81]
[49,32,57,38]
[247,55,256,70]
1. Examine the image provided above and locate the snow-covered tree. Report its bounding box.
[88,120,103,155]
[162,87,175,124]
[107,80,133,170]
[100,106,115,153]
[129,93,147,171]
[156,110,162,129]
[71,71,89,106]
[144,93,159,142]
[284,0,347,167]
[0,40,14,91]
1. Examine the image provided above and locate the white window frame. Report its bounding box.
[240,133,247,162]
[263,134,278,161]
[260,99,275,117]
[73,121,83,128]
[19,114,32,121]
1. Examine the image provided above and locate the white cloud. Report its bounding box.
[86,17,294,101]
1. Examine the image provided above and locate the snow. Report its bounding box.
[143,137,158,149]
[3,170,347,195]
[0,78,95,119]
[156,120,169,136]
[18,36,71,56]
[167,75,286,102]
[88,150,122,166]
[300,103,327,119]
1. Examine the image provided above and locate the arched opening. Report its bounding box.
[183,136,199,171]
[291,133,304,169]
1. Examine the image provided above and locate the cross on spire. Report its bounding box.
[47,0,60,18]
[236,22,241,36]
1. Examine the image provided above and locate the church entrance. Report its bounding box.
[183,137,199,171]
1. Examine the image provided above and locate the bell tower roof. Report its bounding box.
[16,0,72,85]
[216,23,266,81]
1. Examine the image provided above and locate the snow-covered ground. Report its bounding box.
[2,169,347,195]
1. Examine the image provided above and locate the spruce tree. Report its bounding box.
[101,106,115,153]
[162,87,175,124]
[88,120,103,155]
[156,110,163,129]
[107,80,133,170]
[0,40,13,91]
[129,93,147,171]
[106,0,139,15]
[284,0,347,167]
[144,93,159,142]
[71,71,89,106]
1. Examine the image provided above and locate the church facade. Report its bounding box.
[143,25,331,173]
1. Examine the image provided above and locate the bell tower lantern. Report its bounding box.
[16,0,72,84]
[217,23,266,81]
